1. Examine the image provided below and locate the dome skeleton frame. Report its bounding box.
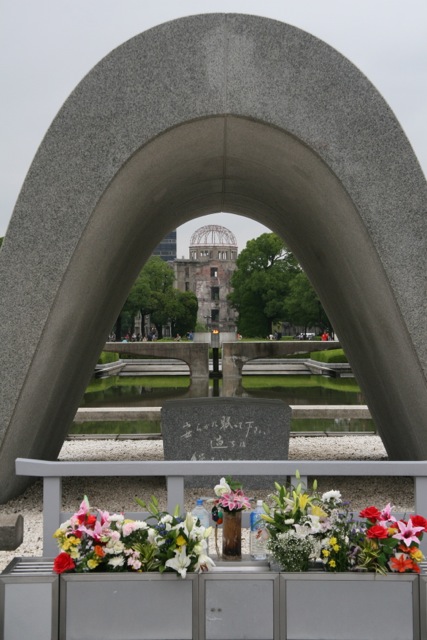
[190,225,237,247]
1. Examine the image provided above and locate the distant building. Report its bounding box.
[152,230,177,261]
[174,225,238,332]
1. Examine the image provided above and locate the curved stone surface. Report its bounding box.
[0,14,426,501]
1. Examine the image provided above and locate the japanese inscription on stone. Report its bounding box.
[161,397,291,487]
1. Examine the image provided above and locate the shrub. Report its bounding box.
[97,351,120,365]
[310,348,348,363]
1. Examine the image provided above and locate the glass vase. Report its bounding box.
[222,510,242,560]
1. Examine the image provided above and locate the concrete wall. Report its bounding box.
[0,14,426,501]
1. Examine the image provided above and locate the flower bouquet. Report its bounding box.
[261,471,427,574]
[355,504,427,574]
[53,495,214,578]
[262,472,354,571]
[212,476,251,559]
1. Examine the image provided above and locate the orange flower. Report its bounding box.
[389,553,414,573]
[94,545,105,557]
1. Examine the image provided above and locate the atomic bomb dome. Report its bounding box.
[174,224,238,331]
[190,225,237,247]
[188,225,238,262]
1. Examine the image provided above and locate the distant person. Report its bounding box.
[321,331,329,341]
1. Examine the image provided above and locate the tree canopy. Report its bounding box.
[117,257,197,339]
[229,233,330,337]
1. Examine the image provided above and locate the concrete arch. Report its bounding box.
[0,14,426,501]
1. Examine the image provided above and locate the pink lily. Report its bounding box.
[98,509,111,525]
[380,503,396,523]
[220,490,251,511]
[79,519,104,542]
[70,496,91,526]
[392,518,425,547]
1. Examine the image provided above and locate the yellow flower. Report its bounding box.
[311,505,327,518]
[87,559,100,570]
[329,560,336,568]
[322,549,330,557]
[298,494,309,510]
[333,545,340,552]
[176,535,186,547]
[410,548,424,562]
[329,537,337,546]
[61,535,81,551]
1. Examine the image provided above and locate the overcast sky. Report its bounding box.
[1,0,426,257]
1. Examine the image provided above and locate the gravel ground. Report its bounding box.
[0,435,415,572]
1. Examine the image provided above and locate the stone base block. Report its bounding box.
[0,514,23,550]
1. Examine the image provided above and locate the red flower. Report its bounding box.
[86,514,97,527]
[410,515,427,533]
[359,506,381,522]
[366,524,389,539]
[53,552,76,574]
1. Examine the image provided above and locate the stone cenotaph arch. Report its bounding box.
[0,14,426,501]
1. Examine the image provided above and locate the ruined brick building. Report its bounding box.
[174,225,238,332]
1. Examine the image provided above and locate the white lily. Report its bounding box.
[193,541,205,555]
[185,512,194,534]
[306,515,323,533]
[204,526,213,539]
[214,477,231,496]
[194,553,216,573]
[147,527,158,544]
[165,548,191,578]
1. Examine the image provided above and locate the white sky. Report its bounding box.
[1,0,426,257]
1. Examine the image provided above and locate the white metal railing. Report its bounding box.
[15,458,427,557]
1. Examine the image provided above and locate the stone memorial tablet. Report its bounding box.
[161,397,291,488]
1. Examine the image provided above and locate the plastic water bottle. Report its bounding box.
[250,500,268,560]
[192,498,210,552]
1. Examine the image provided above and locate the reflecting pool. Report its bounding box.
[70,375,374,435]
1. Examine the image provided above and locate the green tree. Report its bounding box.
[229,233,331,337]
[170,290,198,337]
[284,270,330,332]
[116,257,174,338]
[117,257,197,339]
[228,233,299,337]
